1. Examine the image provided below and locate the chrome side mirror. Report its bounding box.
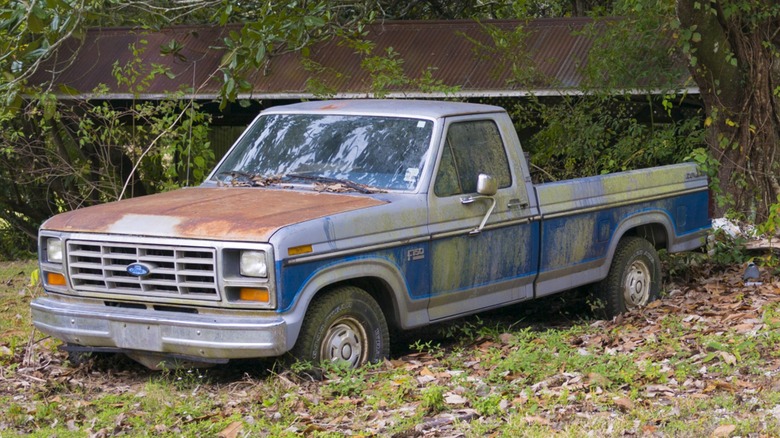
[476,174,497,196]
[460,174,498,235]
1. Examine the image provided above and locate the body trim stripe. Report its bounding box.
[539,186,707,219]
[286,187,707,265]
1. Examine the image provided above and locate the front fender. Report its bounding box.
[279,256,429,351]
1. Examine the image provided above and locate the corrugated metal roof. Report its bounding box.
[31,18,695,100]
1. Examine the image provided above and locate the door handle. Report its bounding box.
[508,199,528,209]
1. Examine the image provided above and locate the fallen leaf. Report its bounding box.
[642,425,657,434]
[416,375,436,385]
[613,397,634,412]
[731,323,755,333]
[218,421,243,438]
[645,384,675,397]
[711,424,736,437]
[444,393,468,405]
[720,351,737,365]
[524,415,551,426]
[420,367,435,377]
[387,359,406,368]
[587,372,610,387]
[714,381,737,392]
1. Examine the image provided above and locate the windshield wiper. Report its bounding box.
[216,171,281,187]
[285,173,376,194]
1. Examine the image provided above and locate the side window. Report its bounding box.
[434,120,512,197]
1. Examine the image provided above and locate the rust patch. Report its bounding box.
[43,187,386,242]
[318,103,344,110]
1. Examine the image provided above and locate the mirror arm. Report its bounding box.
[460,195,497,234]
[459,194,490,204]
[459,173,499,234]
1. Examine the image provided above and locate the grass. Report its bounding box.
[3,258,780,436]
[0,260,41,365]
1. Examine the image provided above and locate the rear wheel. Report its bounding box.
[291,286,389,368]
[596,237,661,318]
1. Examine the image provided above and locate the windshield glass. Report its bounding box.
[213,113,434,191]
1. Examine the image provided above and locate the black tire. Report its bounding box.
[290,286,390,368]
[596,236,661,318]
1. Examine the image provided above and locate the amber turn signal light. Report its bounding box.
[288,244,313,256]
[47,272,67,286]
[239,287,270,303]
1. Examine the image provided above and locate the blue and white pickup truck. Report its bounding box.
[32,100,711,369]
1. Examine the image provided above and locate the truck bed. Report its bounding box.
[532,162,710,297]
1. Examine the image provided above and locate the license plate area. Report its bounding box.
[111,321,162,351]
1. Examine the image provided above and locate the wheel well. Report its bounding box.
[623,223,668,250]
[318,277,400,330]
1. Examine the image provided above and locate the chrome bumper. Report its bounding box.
[31,296,288,361]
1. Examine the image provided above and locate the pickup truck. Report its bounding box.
[32,100,711,369]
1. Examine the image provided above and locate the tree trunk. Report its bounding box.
[677,0,780,222]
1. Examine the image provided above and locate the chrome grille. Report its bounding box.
[67,240,219,301]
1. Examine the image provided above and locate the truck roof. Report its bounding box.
[262,99,505,119]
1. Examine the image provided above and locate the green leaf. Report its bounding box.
[57,84,80,95]
[225,77,235,96]
[29,269,40,287]
[303,15,325,27]
[254,44,266,64]
[27,13,45,33]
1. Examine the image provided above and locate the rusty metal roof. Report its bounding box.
[31,18,695,100]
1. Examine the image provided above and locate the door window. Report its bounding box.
[434,120,511,197]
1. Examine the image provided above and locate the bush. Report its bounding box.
[0,223,35,261]
[510,95,704,183]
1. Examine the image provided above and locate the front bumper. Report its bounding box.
[31,295,288,361]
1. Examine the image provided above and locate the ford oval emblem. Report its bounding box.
[126,263,152,277]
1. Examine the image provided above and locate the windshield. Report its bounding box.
[213,113,434,191]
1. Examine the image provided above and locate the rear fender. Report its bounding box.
[599,211,673,279]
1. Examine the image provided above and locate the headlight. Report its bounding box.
[46,238,63,263]
[240,250,268,277]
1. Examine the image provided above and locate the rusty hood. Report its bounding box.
[42,187,387,242]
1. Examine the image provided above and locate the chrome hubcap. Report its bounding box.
[320,316,367,367]
[624,259,651,308]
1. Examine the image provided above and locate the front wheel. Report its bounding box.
[290,286,389,368]
[596,237,661,318]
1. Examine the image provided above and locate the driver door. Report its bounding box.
[427,117,538,320]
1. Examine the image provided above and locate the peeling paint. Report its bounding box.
[431,224,537,294]
[537,163,706,216]
[43,187,386,242]
[109,214,182,236]
[543,216,596,269]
